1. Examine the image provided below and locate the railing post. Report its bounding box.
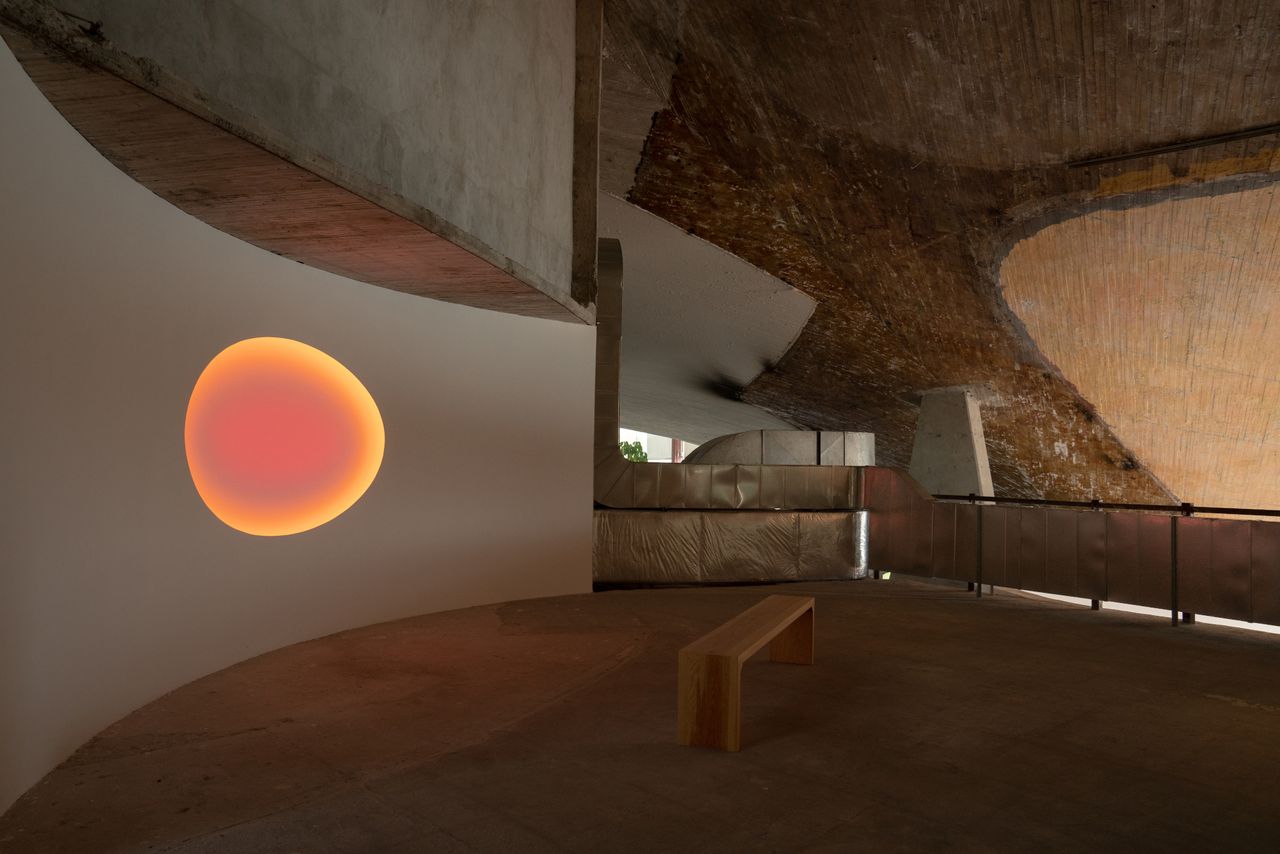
[1171,503,1192,627]
[972,493,983,599]
[1178,503,1195,625]
[1170,513,1179,627]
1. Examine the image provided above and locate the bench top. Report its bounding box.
[681,594,814,663]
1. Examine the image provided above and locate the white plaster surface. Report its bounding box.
[596,192,816,443]
[56,0,576,301]
[0,44,594,814]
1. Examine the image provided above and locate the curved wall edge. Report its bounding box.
[0,42,594,813]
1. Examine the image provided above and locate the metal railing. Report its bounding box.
[933,493,1280,519]
[863,468,1280,629]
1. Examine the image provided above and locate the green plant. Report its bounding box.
[618,440,648,462]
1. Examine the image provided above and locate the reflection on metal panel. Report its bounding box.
[1002,507,1023,589]
[738,465,764,508]
[1135,513,1173,610]
[787,465,812,507]
[980,506,1009,587]
[1177,517,1213,615]
[1019,508,1047,593]
[888,477,913,574]
[853,510,870,579]
[1210,520,1252,622]
[1076,511,1107,599]
[954,503,979,582]
[865,467,899,572]
[811,468,832,510]
[930,502,957,579]
[1251,521,1280,624]
[1105,512,1139,606]
[911,492,933,575]
[808,466,840,509]
[1044,510,1078,596]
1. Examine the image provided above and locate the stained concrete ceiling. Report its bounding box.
[602,0,1280,503]
[9,0,1280,504]
[1002,180,1280,509]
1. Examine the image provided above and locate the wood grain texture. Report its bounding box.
[0,19,586,323]
[677,595,815,751]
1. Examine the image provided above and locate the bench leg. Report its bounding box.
[769,607,814,665]
[678,652,742,751]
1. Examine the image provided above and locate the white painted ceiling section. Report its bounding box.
[596,192,816,443]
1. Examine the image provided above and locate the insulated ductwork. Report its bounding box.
[683,430,874,466]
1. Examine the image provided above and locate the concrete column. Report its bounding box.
[908,389,994,497]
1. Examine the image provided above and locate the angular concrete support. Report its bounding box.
[908,389,994,497]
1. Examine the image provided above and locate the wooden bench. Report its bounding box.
[677,594,815,751]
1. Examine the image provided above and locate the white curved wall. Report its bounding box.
[0,43,594,812]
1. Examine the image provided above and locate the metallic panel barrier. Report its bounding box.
[865,466,1280,628]
[594,510,870,584]
[1252,523,1280,624]
[591,241,1280,614]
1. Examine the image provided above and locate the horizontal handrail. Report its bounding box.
[932,493,1280,519]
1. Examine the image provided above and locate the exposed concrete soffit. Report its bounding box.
[0,0,593,324]
[605,1,1280,504]
[593,238,867,512]
[597,192,814,443]
[980,171,1280,503]
[571,0,603,309]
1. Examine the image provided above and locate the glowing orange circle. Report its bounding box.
[184,337,385,536]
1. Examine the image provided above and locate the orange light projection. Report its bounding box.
[185,337,385,536]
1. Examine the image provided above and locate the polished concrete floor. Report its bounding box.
[3,577,1280,852]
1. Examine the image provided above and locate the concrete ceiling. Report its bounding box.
[9,0,1280,505]
[597,192,812,443]
[601,0,1280,503]
[0,0,590,323]
[1002,180,1280,509]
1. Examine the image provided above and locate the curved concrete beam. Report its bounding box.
[0,0,591,323]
